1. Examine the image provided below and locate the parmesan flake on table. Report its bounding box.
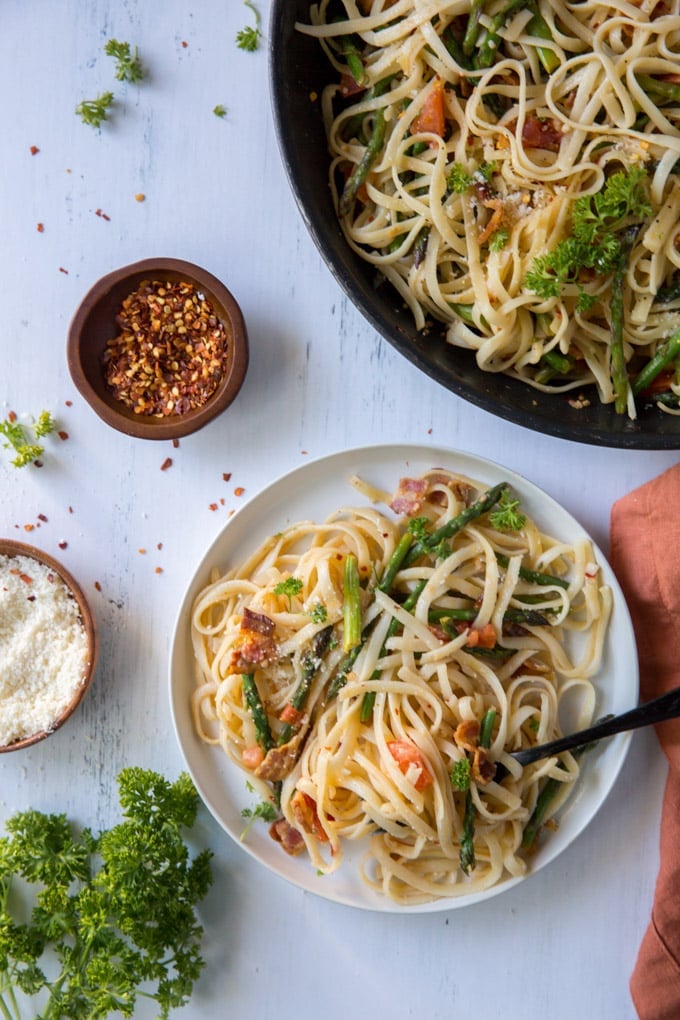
[0,554,88,746]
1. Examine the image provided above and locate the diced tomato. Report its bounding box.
[280,703,302,726]
[639,368,675,396]
[242,744,265,769]
[465,623,497,649]
[387,740,433,791]
[411,77,446,141]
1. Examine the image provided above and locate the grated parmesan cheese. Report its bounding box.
[0,554,89,746]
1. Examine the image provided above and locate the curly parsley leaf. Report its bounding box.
[450,757,471,792]
[104,38,144,83]
[525,168,652,303]
[309,602,328,624]
[75,91,115,128]
[273,576,303,609]
[236,1,262,51]
[240,799,278,840]
[488,490,526,531]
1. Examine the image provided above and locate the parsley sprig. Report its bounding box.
[489,490,526,531]
[525,167,652,311]
[236,1,262,51]
[104,39,144,83]
[0,769,212,1020]
[240,799,278,840]
[75,91,114,128]
[0,411,56,468]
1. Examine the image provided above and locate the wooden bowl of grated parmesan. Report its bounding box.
[0,540,97,751]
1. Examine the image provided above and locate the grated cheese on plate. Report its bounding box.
[0,553,89,746]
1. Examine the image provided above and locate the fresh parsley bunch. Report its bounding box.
[0,769,213,1020]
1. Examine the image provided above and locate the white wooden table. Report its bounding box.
[1,2,675,1017]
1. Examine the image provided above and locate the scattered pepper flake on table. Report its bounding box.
[29,145,40,155]
[36,223,44,233]
[103,278,231,417]
[160,457,172,471]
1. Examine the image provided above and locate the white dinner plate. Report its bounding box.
[169,444,638,912]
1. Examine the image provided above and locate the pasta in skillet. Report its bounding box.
[191,468,611,904]
[297,0,680,417]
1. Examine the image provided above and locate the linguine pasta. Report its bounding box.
[191,468,611,904]
[297,0,680,417]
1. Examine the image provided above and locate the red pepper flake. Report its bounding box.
[172,438,180,448]
[58,541,68,550]
[27,595,36,602]
[37,223,44,233]
[58,430,69,441]
[59,267,69,274]
[19,573,32,584]
[34,461,43,468]
[139,548,147,555]
[234,487,245,497]
[95,208,111,221]
[223,472,232,481]
[135,193,145,202]
[68,506,74,514]
[7,411,16,423]
[94,580,102,591]
[220,498,225,505]
[209,503,218,512]
[181,40,188,47]
[30,145,40,155]
[157,542,163,550]
[154,566,163,574]
[37,514,48,522]
[65,400,73,407]
[160,457,173,471]
[23,524,34,532]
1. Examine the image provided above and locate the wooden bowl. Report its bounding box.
[67,258,249,441]
[0,540,98,751]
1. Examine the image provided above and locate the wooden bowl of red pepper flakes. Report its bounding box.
[67,258,249,440]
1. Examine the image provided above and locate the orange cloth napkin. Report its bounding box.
[609,461,680,1019]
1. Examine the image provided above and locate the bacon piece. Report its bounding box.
[269,818,306,856]
[520,115,563,152]
[339,72,366,98]
[242,607,275,635]
[471,747,496,785]
[255,739,300,782]
[454,719,480,752]
[229,607,278,672]
[290,790,329,842]
[390,476,428,516]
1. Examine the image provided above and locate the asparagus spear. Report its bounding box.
[277,626,334,745]
[360,579,429,722]
[495,553,570,590]
[460,708,496,873]
[340,31,368,88]
[526,4,560,73]
[631,328,680,397]
[339,77,392,216]
[463,0,486,55]
[610,225,640,413]
[343,553,362,652]
[405,482,509,565]
[242,674,274,752]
